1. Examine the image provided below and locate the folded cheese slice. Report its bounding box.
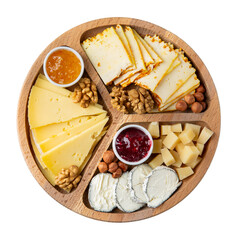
[153,50,196,105]
[28,86,105,128]
[41,118,108,175]
[135,35,178,91]
[114,26,146,85]
[82,27,133,85]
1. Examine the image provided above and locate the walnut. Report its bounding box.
[72,78,98,108]
[55,165,81,192]
[110,86,129,113]
[128,87,154,114]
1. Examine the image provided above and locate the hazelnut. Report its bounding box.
[196,85,206,93]
[194,92,204,102]
[108,162,118,173]
[191,102,203,113]
[112,168,122,178]
[184,94,195,105]
[199,101,207,111]
[98,162,108,173]
[176,100,188,111]
[118,161,128,172]
[103,150,115,164]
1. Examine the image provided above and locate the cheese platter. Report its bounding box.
[17,17,220,222]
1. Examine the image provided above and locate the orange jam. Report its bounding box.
[46,49,81,85]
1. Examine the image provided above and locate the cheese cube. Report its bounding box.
[196,142,204,156]
[161,148,175,166]
[163,131,179,150]
[152,139,162,153]
[184,123,201,141]
[161,125,172,135]
[176,167,194,180]
[179,129,195,145]
[187,156,202,169]
[148,154,163,169]
[148,122,160,138]
[197,127,214,144]
[170,150,182,167]
[171,123,182,132]
[180,145,199,164]
[175,142,185,155]
[185,141,194,146]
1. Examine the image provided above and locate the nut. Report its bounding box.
[108,162,118,173]
[196,85,206,93]
[103,150,115,164]
[184,94,195,105]
[118,161,128,172]
[191,102,203,113]
[176,100,188,111]
[98,162,108,173]
[199,101,207,111]
[110,86,129,113]
[194,92,204,102]
[112,168,122,178]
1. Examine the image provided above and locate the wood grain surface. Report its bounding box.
[17,17,221,222]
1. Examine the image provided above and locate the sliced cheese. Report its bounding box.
[28,86,105,128]
[82,27,133,85]
[41,118,107,175]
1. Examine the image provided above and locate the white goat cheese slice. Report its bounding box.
[115,172,144,212]
[88,173,118,212]
[129,164,152,203]
[143,166,181,208]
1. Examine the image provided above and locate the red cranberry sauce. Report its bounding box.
[115,127,152,162]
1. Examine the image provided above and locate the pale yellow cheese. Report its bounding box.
[186,156,202,169]
[179,129,195,145]
[175,167,194,180]
[148,154,163,169]
[170,150,182,168]
[163,131,179,150]
[161,125,172,135]
[171,123,182,132]
[161,148,175,166]
[41,119,107,175]
[148,122,160,138]
[196,142,204,156]
[152,139,162,153]
[184,123,201,141]
[197,127,214,144]
[39,115,108,153]
[28,86,105,128]
[180,145,199,164]
[175,142,185,155]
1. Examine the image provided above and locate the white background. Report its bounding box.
[0,0,239,239]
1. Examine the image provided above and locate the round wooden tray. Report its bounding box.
[17,17,220,222]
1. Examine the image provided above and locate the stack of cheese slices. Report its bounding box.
[82,25,200,112]
[28,74,109,186]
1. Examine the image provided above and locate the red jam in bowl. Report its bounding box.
[115,127,152,162]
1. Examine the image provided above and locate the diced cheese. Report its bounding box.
[148,122,160,138]
[28,86,105,128]
[163,131,179,150]
[41,119,107,175]
[197,127,214,144]
[148,154,163,169]
[179,129,195,145]
[175,167,194,180]
[171,123,182,133]
[161,148,175,166]
[196,142,204,156]
[184,123,201,141]
[179,145,199,164]
[175,142,185,155]
[170,150,182,168]
[152,139,162,153]
[186,156,202,169]
[161,125,172,135]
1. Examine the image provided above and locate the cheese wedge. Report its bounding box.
[28,86,105,128]
[135,35,178,91]
[154,50,196,105]
[39,115,108,153]
[82,27,133,85]
[41,118,107,175]
[114,26,146,85]
[35,74,72,97]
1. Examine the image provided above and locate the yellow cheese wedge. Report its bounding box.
[39,114,109,153]
[114,26,146,85]
[82,27,133,85]
[35,74,72,97]
[153,50,196,105]
[28,86,105,128]
[135,35,178,91]
[41,118,108,175]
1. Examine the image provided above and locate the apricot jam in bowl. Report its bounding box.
[43,46,84,87]
[112,125,153,166]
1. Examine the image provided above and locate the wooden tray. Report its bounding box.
[17,17,220,222]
